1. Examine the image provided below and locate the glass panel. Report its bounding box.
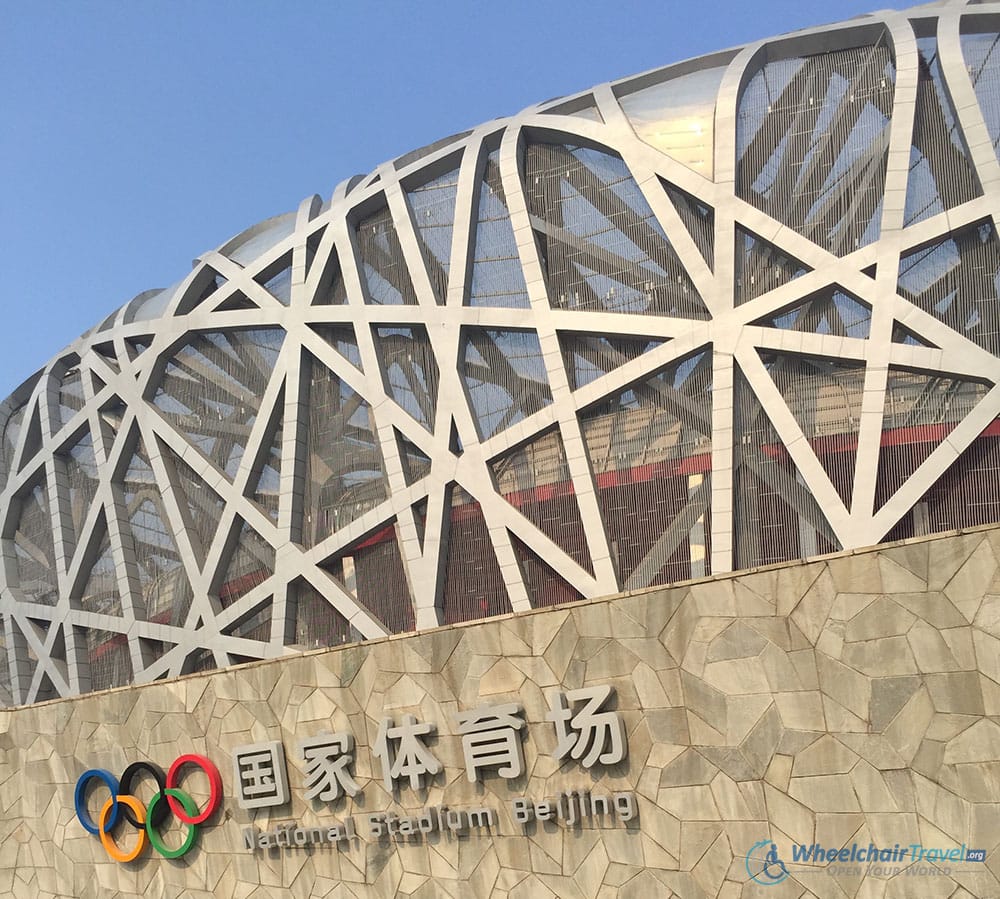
[618,64,728,177]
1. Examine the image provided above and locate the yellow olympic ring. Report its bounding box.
[98,794,147,863]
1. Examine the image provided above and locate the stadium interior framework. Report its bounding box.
[4,0,1000,708]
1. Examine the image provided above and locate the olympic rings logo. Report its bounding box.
[74,754,222,862]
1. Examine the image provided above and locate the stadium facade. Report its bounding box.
[4,3,1000,898]
[4,1,1000,706]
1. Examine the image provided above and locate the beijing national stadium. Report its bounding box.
[3,0,1000,708]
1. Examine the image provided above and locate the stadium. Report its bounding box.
[3,3,1000,896]
[2,0,998,706]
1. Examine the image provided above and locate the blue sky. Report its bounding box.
[1,0,909,397]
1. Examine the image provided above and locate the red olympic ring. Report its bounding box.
[165,754,222,824]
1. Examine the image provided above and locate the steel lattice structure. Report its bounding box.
[4,0,1000,705]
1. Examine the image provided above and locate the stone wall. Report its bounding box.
[2,525,999,899]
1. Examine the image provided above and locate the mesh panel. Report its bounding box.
[223,601,272,643]
[219,519,274,609]
[407,165,460,304]
[737,38,894,255]
[153,329,283,478]
[0,623,10,707]
[255,253,293,305]
[754,287,871,338]
[397,431,432,485]
[63,432,99,547]
[875,368,991,508]
[81,627,133,692]
[14,481,58,606]
[312,251,348,305]
[891,322,933,346]
[559,332,665,391]
[321,522,414,633]
[412,498,427,549]
[356,205,419,305]
[904,36,981,225]
[524,142,709,318]
[961,30,1000,158]
[512,536,584,608]
[251,408,282,521]
[441,487,512,624]
[78,523,122,616]
[898,222,1000,355]
[489,429,593,573]
[309,324,362,370]
[581,351,713,588]
[290,577,357,648]
[1,403,27,485]
[460,329,552,439]
[734,366,840,568]
[914,428,1000,534]
[663,181,714,269]
[374,326,440,431]
[169,451,226,567]
[302,352,388,548]
[122,436,193,628]
[467,148,530,308]
[735,227,811,306]
[58,367,85,429]
[761,352,865,506]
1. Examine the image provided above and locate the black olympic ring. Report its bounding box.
[117,761,169,829]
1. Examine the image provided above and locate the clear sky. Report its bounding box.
[1,0,911,397]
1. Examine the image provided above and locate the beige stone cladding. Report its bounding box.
[2,523,1000,899]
